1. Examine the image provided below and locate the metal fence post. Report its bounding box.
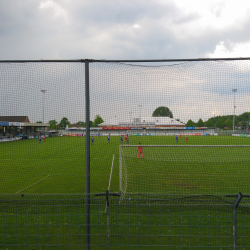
[95,192,119,250]
[85,59,90,250]
[106,190,110,250]
[233,192,242,250]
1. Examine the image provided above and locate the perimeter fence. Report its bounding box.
[1,58,250,249]
[0,193,250,249]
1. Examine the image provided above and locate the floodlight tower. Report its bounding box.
[138,105,142,122]
[129,112,132,126]
[40,90,46,123]
[232,89,237,132]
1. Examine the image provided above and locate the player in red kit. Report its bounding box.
[186,136,188,142]
[137,143,143,158]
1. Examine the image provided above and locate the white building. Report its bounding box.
[98,117,214,136]
[99,117,185,128]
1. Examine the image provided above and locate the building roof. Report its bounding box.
[71,124,82,128]
[99,117,184,127]
[140,117,184,125]
[0,116,30,123]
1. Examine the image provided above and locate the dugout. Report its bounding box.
[0,116,49,140]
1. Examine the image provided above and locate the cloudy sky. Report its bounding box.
[1,0,250,60]
[1,0,250,124]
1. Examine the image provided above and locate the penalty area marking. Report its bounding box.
[15,175,50,194]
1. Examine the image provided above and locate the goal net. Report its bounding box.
[119,145,250,195]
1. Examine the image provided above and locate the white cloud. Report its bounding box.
[173,0,250,28]
[208,41,250,58]
[39,0,68,22]
[133,24,141,29]
[2,0,250,60]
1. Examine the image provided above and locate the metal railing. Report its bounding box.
[0,193,249,249]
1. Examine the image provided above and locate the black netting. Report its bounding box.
[1,59,250,248]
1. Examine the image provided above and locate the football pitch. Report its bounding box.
[1,135,250,249]
[0,135,250,195]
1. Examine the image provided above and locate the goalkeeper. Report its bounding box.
[137,143,143,158]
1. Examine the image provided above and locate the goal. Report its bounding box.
[119,145,250,195]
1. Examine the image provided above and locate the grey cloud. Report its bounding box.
[0,1,40,35]
[214,7,223,18]
[0,1,250,61]
[70,0,177,26]
[223,15,250,44]
[2,0,250,124]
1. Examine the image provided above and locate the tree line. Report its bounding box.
[186,112,250,129]
[185,118,231,128]
[36,115,104,130]
[152,106,250,129]
[37,106,250,130]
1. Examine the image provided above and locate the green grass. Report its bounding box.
[122,146,250,195]
[1,135,250,194]
[0,135,250,249]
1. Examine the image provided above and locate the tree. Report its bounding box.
[49,120,57,126]
[48,120,58,130]
[225,119,233,129]
[50,124,58,130]
[152,106,173,118]
[59,117,70,128]
[176,118,184,124]
[206,119,214,127]
[94,115,104,127]
[76,121,85,127]
[83,121,94,127]
[36,121,42,123]
[196,118,205,127]
[186,119,195,127]
[216,119,224,129]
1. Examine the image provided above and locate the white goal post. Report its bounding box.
[119,145,250,195]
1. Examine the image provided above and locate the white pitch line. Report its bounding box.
[15,175,50,194]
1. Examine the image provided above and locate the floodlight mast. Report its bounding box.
[40,90,46,136]
[138,105,142,123]
[232,89,237,132]
[129,112,132,126]
[40,90,46,124]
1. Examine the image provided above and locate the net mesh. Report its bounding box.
[1,60,250,195]
[0,62,88,194]
[1,59,250,248]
